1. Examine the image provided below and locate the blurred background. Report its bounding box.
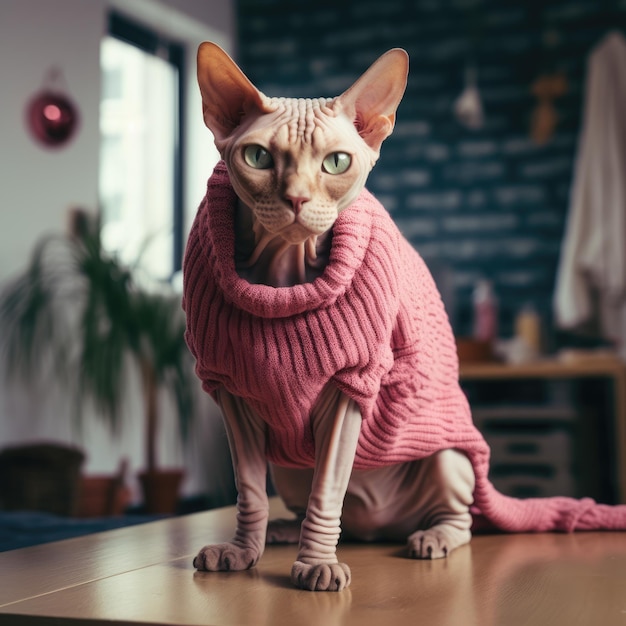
[1,0,625,544]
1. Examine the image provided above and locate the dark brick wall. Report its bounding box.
[235,1,626,344]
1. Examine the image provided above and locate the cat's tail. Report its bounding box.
[470,478,626,533]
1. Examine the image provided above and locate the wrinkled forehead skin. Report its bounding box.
[219,95,378,172]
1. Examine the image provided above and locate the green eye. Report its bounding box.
[244,145,274,169]
[322,152,351,174]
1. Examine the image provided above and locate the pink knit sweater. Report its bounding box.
[183,161,626,533]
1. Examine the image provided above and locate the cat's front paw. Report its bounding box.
[193,542,260,571]
[407,525,471,560]
[291,560,351,591]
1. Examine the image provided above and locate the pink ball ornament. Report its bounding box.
[27,89,79,148]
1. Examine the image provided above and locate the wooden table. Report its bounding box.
[1,498,626,625]
[460,355,626,503]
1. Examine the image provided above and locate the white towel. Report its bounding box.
[554,31,626,356]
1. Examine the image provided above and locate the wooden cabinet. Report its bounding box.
[460,356,626,504]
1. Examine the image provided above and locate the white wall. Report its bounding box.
[0,0,235,505]
[0,0,107,281]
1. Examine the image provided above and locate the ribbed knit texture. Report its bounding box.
[183,161,626,533]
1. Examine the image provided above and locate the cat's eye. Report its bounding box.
[244,145,274,169]
[322,152,351,175]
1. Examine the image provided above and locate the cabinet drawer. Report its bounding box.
[490,471,575,498]
[486,430,571,466]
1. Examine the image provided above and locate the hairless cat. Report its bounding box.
[182,43,626,591]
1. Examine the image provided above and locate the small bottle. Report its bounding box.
[515,303,541,357]
[473,279,498,343]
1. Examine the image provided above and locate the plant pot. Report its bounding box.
[138,468,185,515]
[77,475,130,518]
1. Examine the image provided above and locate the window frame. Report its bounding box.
[105,11,186,276]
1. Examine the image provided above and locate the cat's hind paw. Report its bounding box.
[407,525,471,560]
[266,517,303,544]
[291,560,351,591]
[193,542,260,571]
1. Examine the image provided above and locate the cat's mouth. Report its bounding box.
[248,198,336,245]
[276,221,322,245]
[257,209,332,244]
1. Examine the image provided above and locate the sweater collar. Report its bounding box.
[200,161,373,318]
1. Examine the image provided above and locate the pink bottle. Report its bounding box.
[473,279,498,343]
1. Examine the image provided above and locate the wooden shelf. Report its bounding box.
[460,355,626,504]
[460,355,626,379]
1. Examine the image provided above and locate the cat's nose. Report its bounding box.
[285,195,310,215]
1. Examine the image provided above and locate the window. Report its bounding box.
[99,12,184,281]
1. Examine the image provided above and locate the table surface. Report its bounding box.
[1,498,626,625]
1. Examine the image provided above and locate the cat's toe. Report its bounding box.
[407,526,470,560]
[407,530,445,559]
[193,543,260,571]
[291,561,351,591]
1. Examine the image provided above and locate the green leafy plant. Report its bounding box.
[0,211,194,479]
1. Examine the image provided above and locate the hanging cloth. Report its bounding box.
[554,31,626,356]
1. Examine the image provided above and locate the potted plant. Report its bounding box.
[0,209,195,514]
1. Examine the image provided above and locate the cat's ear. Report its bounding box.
[197,42,273,142]
[335,49,409,153]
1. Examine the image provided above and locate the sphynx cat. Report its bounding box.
[184,43,473,591]
[182,43,626,592]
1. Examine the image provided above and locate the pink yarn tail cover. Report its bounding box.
[470,477,626,532]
